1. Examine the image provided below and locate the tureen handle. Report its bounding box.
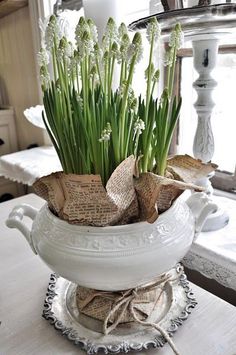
[6,204,39,254]
[186,192,217,237]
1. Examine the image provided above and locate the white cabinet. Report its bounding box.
[0,107,18,153]
[0,107,22,201]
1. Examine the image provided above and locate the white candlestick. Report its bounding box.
[191,34,229,231]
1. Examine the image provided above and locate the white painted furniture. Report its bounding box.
[0,107,18,154]
[0,145,61,185]
[184,195,236,291]
[1,193,236,355]
[0,107,21,199]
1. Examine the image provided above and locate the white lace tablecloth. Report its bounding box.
[0,146,61,185]
[183,196,236,291]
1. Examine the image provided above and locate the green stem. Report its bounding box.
[119,60,124,86]
[134,131,141,158]
[124,110,134,157]
[109,55,115,94]
[124,62,127,80]
[119,54,137,161]
[52,38,58,82]
[145,33,154,124]
[157,151,168,176]
[150,80,157,99]
[96,58,103,92]
[169,46,177,99]
[76,64,80,93]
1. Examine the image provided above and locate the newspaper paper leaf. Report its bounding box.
[115,198,139,225]
[76,286,162,324]
[134,173,160,223]
[134,172,204,223]
[167,155,218,183]
[60,174,118,226]
[32,155,211,226]
[106,155,139,224]
[33,172,65,215]
[33,156,139,226]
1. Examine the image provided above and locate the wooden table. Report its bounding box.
[1,194,236,355]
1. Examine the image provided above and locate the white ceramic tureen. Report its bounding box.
[6,192,216,291]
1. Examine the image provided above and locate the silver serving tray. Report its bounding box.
[43,265,197,354]
[129,4,236,39]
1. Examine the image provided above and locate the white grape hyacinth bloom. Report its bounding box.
[40,9,84,50]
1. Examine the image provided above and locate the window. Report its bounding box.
[177,47,236,193]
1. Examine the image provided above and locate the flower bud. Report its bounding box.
[79,16,86,26]
[49,15,56,25]
[75,17,90,50]
[146,17,161,43]
[119,34,130,62]
[127,32,143,64]
[132,32,142,46]
[145,63,154,80]
[118,22,128,38]
[121,34,130,47]
[37,48,49,67]
[153,69,160,82]
[40,65,50,91]
[169,23,184,50]
[59,36,67,50]
[99,122,112,142]
[45,14,60,50]
[111,41,118,56]
[134,118,145,136]
[107,17,115,29]
[103,17,118,50]
[87,18,98,42]
[164,47,174,67]
[161,88,169,101]
[103,50,109,63]
[90,65,97,76]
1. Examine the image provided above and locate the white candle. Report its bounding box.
[187,0,227,7]
[83,0,122,41]
[186,0,199,7]
[149,0,163,14]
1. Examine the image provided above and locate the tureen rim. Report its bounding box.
[42,194,188,232]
